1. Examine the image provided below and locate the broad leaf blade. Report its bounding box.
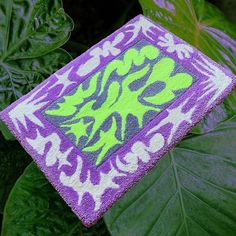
[104,116,236,235]
[1,163,110,236]
[0,0,73,111]
[104,1,236,235]
[0,121,14,140]
[0,0,72,60]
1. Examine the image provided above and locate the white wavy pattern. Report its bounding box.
[158,33,194,59]
[77,33,125,77]
[25,128,165,211]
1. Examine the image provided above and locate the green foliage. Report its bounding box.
[1,163,109,236]
[140,0,236,74]
[104,118,236,235]
[104,0,236,235]
[0,0,73,139]
[0,0,236,235]
[0,121,14,140]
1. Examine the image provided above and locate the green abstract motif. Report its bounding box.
[44,41,193,166]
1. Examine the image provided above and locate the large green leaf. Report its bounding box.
[1,163,110,236]
[0,134,31,213]
[104,115,236,235]
[104,0,236,235]
[0,0,73,139]
[0,0,73,110]
[140,0,236,73]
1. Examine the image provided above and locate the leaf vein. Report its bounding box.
[109,163,172,227]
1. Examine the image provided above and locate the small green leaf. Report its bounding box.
[1,163,110,236]
[0,0,73,111]
[0,121,14,140]
[0,134,31,213]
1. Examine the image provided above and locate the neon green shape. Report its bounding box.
[143,58,193,105]
[45,71,100,117]
[45,43,193,166]
[99,44,160,95]
[61,119,92,145]
[83,116,122,166]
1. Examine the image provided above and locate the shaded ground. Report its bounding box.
[63,0,142,57]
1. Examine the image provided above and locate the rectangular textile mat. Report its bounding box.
[0,15,236,227]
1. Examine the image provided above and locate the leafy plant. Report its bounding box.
[0,0,236,235]
[0,0,73,138]
[104,0,236,235]
[0,0,73,232]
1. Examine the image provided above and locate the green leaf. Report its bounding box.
[0,121,14,140]
[104,1,236,235]
[104,115,236,236]
[139,0,236,74]
[0,0,73,111]
[1,163,110,236]
[0,134,31,213]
